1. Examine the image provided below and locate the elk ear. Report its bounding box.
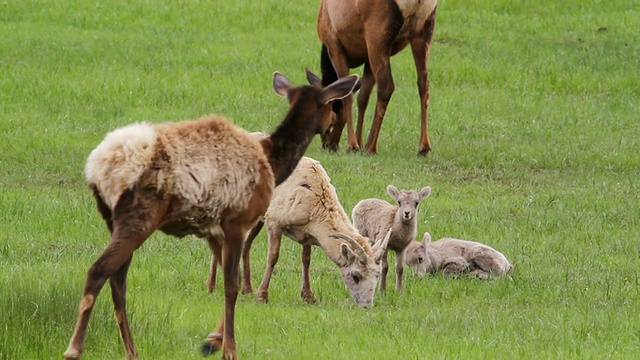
[419,186,432,201]
[273,72,292,97]
[341,243,355,265]
[352,77,362,93]
[320,74,359,104]
[386,185,400,200]
[422,232,432,245]
[305,67,322,87]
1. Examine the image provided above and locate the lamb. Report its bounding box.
[63,69,359,360]
[404,232,514,279]
[206,156,391,308]
[352,185,431,291]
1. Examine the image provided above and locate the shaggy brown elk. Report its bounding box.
[63,69,358,360]
[317,0,438,155]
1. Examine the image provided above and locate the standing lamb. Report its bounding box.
[63,69,359,360]
[352,185,431,291]
[206,156,391,308]
[404,232,514,279]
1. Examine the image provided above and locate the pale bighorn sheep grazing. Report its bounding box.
[352,185,431,291]
[317,0,438,155]
[207,156,391,308]
[404,232,514,279]
[63,69,359,360]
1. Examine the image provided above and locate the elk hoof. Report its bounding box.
[241,288,253,295]
[201,333,222,357]
[300,290,318,304]
[418,146,431,156]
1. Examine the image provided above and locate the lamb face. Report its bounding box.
[404,241,430,277]
[386,185,431,223]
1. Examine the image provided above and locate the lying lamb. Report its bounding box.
[404,232,514,279]
[352,185,431,291]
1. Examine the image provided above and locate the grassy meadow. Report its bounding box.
[1,0,639,359]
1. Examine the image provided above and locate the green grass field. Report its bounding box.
[1,0,639,359]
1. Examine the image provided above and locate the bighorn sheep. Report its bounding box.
[207,156,391,308]
[63,69,359,360]
[317,0,438,155]
[352,185,431,291]
[404,232,514,279]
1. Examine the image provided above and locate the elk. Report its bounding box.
[63,69,358,360]
[317,0,438,155]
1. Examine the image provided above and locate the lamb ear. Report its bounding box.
[386,185,400,200]
[273,72,292,97]
[305,67,322,88]
[320,75,359,104]
[422,232,432,245]
[419,186,432,201]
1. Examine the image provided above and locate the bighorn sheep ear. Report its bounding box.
[422,232,432,245]
[305,68,322,88]
[340,243,356,265]
[386,185,400,200]
[331,233,367,263]
[273,72,293,97]
[319,75,359,105]
[419,186,432,201]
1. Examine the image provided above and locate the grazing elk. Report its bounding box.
[317,0,438,155]
[63,69,358,360]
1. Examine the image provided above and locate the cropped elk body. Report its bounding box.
[207,156,391,308]
[317,0,438,155]
[352,185,431,291]
[404,232,514,279]
[63,70,358,360]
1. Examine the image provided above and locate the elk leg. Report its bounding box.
[202,238,224,356]
[109,256,138,360]
[363,40,395,154]
[241,219,264,295]
[206,254,218,293]
[202,225,243,360]
[321,42,359,151]
[411,8,437,156]
[64,230,150,360]
[355,63,376,149]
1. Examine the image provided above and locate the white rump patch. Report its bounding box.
[394,0,437,19]
[85,122,157,210]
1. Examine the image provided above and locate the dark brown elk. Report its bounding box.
[317,0,437,155]
[63,69,358,360]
